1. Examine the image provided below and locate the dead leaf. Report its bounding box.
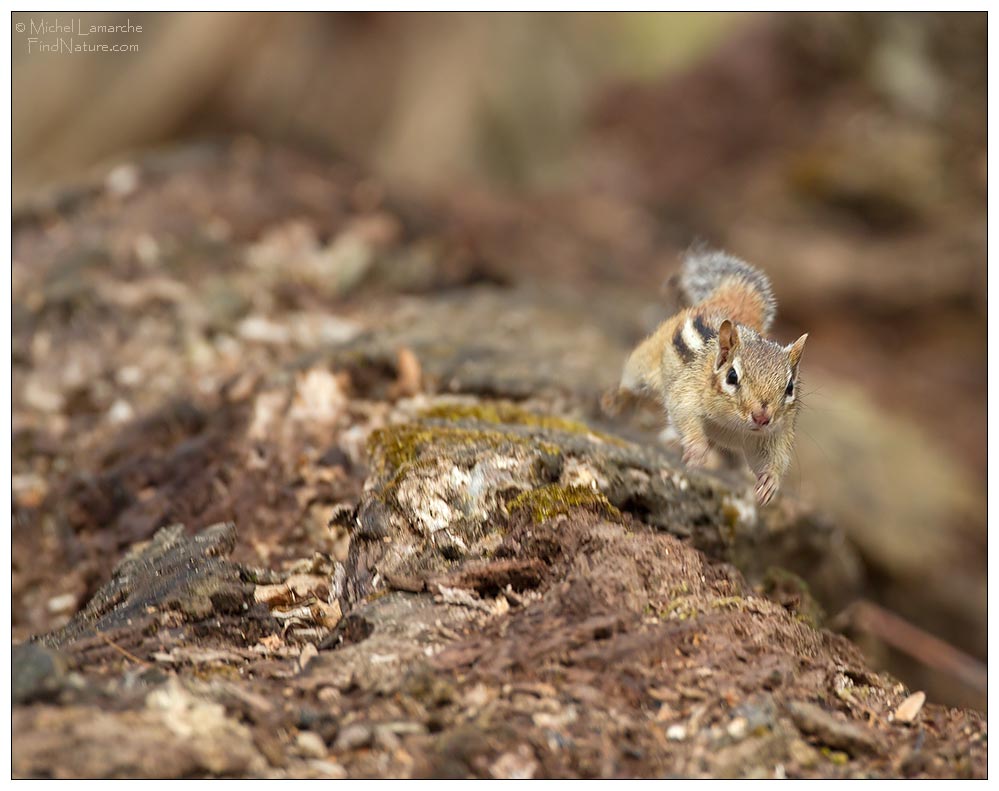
[257,634,284,654]
[893,691,926,724]
[299,643,319,671]
[390,347,422,398]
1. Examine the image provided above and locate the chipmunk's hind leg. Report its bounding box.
[602,326,671,417]
[601,386,642,417]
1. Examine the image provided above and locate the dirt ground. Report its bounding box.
[11,138,986,778]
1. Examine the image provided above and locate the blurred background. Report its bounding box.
[12,12,986,709]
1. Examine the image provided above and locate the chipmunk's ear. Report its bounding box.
[716,319,740,370]
[787,333,808,371]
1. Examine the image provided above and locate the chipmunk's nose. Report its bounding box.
[752,408,771,426]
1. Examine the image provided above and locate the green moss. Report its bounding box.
[709,596,746,611]
[662,595,699,621]
[836,683,874,703]
[668,581,691,598]
[507,483,621,523]
[368,423,561,474]
[367,401,629,490]
[660,592,746,621]
[720,501,743,531]
[421,401,626,445]
[821,747,849,765]
[371,424,494,470]
[191,664,241,682]
[366,422,565,517]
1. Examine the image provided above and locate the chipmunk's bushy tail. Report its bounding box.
[679,247,776,333]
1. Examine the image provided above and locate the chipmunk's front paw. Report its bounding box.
[681,440,711,469]
[755,472,779,505]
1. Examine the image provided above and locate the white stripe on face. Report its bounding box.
[681,317,704,354]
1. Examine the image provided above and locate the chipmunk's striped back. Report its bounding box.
[679,248,776,334]
[615,248,778,404]
[669,311,716,364]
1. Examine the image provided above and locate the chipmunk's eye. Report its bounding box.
[785,379,794,397]
[726,368,739,386]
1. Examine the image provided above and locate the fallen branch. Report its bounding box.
[833,600,987,694]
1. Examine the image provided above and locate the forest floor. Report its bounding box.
[11,140,986,778]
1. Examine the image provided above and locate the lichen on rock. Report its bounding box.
[507,483,621,523]
[336,398,859,613]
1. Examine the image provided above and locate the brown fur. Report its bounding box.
[699,278,769,333]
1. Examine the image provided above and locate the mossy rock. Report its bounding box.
[338,397,859,616]
[367,422,561,475]
[341,399,727,609]
[507,483,621,523]
[420,401,625,445]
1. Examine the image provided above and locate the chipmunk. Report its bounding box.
[604,249,807,505]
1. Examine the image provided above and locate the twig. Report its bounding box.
[99,632,151,668]
[834,600,987,694]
